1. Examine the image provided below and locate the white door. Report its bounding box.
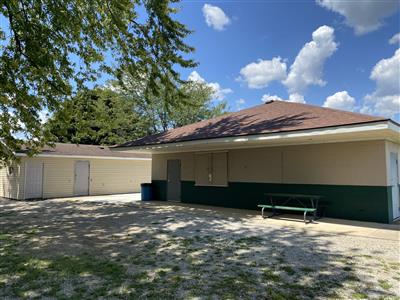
[25,161,43,199]
[390,153,400,220]
[74,161,90,196]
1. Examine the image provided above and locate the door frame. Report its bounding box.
[24,161,44,200]
[73,160,90,196]
[166,159,181,202]
[390,152,400,220]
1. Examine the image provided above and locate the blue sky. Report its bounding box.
[171,0,400,120]
[2,1,398,123]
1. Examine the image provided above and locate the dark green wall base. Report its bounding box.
[152,180,391,223]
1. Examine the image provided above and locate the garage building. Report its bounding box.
[0,143,151,200]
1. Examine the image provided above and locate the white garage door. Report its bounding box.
[25,161,43,199]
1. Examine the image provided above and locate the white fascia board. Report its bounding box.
[122,121,393,152]
[15,153,151,161]
[253,122,390,141]
[388,120,400,133]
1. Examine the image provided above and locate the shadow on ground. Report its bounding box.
[0,198,399,299]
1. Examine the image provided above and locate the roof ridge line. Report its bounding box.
[282,100,387,120]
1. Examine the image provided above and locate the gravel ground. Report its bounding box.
[0,196,399,299]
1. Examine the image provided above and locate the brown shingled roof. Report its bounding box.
[117,100,388,148]
[19,143,150,159]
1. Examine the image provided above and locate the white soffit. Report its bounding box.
[117,121,400,154]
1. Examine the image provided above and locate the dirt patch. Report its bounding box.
[0,198,399,299]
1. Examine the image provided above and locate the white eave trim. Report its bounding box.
[120,120,399,152]
[15,153,151,161]
[388,120,400,132]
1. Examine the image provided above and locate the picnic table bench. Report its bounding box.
[258,193,322,223]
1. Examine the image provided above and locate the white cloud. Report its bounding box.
[288,93,305,103]
[323,91,356,111]
[261,94,283,102]
[236,25,338,103]
[370,49,400,96]
[202,4,230,31]
[239,57,287,89]
[317,0,399,35]
[283,25,338,97]
[389,33,400,45]
[208,82,233,101]
[362,95,399,117]
[188,71,232,101]
[261,93,305,104]
[362,49,400,118]
[235,98,246,110]
[188,71,205,82]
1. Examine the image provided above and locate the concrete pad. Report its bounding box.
[139,201,400,242]
[49,193,141,204]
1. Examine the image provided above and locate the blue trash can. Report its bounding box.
[141,183,153,201]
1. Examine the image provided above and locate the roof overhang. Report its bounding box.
[114,120,400,154]
[15,153,151,161]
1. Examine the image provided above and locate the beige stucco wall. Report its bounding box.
[280,141,386,186]
[152,140,387,186]
[1,156,151,199]
[229,147,283,183]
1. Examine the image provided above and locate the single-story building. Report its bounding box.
[115,100,400,224]
[0,143,151,200]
